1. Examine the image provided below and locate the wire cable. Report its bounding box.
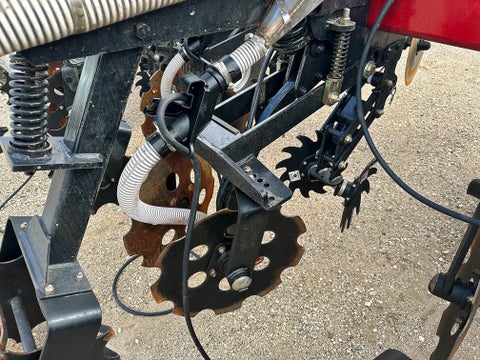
[355,0,480,227]
[246,47,276,129]
[156,92,191,156]
[0,173,34,211]
[156,95,212,359]
[112,254,173,317]
[181,148,211,360]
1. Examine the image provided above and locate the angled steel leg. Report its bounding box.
[0,47,142,360]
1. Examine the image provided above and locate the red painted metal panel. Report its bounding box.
[367,0,480,50]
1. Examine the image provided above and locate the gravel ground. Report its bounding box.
[1,43,479,360]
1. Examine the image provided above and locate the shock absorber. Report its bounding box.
[8,53,51,157]
[323,8,355,106]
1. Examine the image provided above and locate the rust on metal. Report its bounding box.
[0,311,5,353]
[431,227,480,360]
[139,68,187,137]
[125,68,214,267]
[139,69,163,137]
[123,151,214,267]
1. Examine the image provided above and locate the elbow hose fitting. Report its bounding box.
[212,34,266,92]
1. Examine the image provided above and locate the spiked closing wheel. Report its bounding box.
[152,207,306,316]
[276,132,326,197]
[338,158,378,231]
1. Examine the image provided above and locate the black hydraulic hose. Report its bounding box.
[112,254,173,317]
[155,92,191,156]
[355,0,480,227]
[0,173,34,211]
[181,149,211,360]
[246,47,276,129]
[156,95,212,359]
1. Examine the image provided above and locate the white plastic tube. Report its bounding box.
[160,52,185,98]
[0,0,185,56]
[117,141,206,225]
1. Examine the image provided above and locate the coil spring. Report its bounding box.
[273,19,309,54]
[9,53,50,155]
[330,32,351,79]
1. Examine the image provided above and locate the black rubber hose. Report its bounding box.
[355,0,480,227]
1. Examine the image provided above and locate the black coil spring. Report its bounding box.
[273,19,309,54]
[9,53,50,154]
[330,32,351,79]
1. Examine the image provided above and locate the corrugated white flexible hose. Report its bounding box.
[160,52,185,98]
[117,141,206,225]
[0,0,185,56]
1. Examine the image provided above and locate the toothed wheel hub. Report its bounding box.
[276,132,326,197]
[152,207,306,316]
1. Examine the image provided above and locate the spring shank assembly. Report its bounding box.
[8,53,51,156]
[323,8,356,106]
[0,0,185,56]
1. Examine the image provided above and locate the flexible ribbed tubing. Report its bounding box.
[230,35,266,75]
[117,141,206,225]
[160,52,185,98]
[0,0,185,56]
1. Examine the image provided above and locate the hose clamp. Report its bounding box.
[212,61,233,87]
[69,0,88,33]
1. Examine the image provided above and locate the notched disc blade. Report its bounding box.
[152,208,306,316]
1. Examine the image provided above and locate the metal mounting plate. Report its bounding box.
[0,136,103,172]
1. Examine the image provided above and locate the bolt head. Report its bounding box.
[218,246,226,255]
[231,276,252,292]
[208,269,217,278]
[363,61,376,78]
[20,222,28,229]
[134,23,151,40]
[75,271,84,281]
[344,134,353,144]
[243,166,253,174]
[45,284,54,295]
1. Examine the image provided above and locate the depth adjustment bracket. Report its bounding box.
[225,190,270,291]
